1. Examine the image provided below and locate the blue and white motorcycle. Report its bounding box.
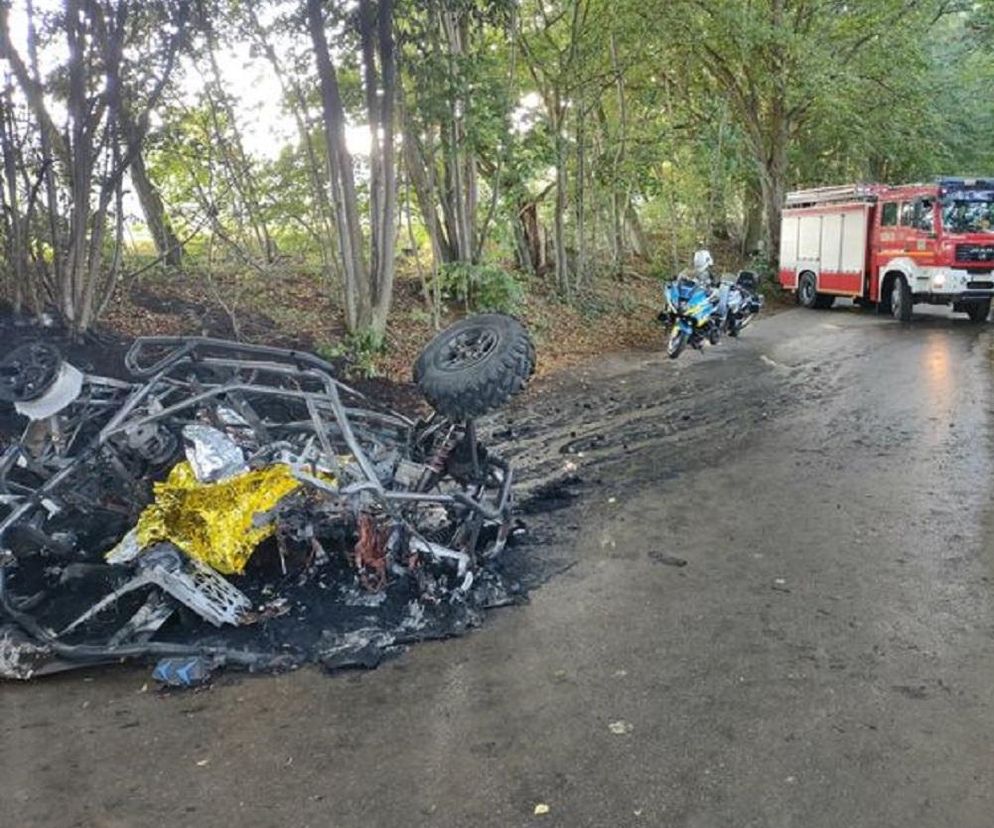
[661,275,722,359]
[659,250,763,359]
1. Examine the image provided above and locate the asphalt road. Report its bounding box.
[3,303,994,827]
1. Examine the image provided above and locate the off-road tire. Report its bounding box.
[966,301,990,323]
[891,275,912,322]
[414,314,535,420]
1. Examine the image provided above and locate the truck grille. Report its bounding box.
[967,281,993,290]
[956,243,994,263]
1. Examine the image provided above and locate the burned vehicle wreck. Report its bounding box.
[0,314,535,682]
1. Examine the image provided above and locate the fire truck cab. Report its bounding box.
[778,178,994,321]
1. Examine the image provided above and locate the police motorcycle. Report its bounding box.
[660,249,722,359]
[721,269,764,337]
[660,249,764,359]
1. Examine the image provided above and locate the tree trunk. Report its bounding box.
[553,153,569,292]
[517,200,542,273]
[552,96,569,294]
[706,103,729,241]
[760,0,788,263]
[401,112,451,267]
[26,0,62,305]
[204,38,275,263]
[512,212,534,274]
[757,126,788,263]
[0,85,29,310]
[440,9,475,263]
[307,0,370,333]
[366,0,398,341]
[251,22,341,285]
[741,178,763,257]
[625,201,648,259]
[130,148,181,266]
[608,31,627,273]
[1,0,183,335]
[574,98,586,290]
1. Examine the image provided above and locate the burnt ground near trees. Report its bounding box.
[0,310,577,679]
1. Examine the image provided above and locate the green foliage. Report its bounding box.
[315,329,384,378]
[9,0,992,335]
[745,251,777,285]
[433,262,524,313]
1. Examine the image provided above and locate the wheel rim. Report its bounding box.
[0,342,62,402]
[800,276,814,304]
[892,282,903,318]
[438,327,499,372]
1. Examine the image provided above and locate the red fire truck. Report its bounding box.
[778,178,994,321]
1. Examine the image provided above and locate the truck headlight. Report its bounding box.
[932,272,946,289]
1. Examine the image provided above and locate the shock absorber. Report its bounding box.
[426,424,460,475]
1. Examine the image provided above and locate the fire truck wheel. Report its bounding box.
[890,275,912,322]
[966,301,990,322]
[797,272,818,308]
[797,272,834,310]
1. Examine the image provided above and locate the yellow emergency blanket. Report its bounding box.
[133,461,305,575]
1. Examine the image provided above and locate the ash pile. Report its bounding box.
[0,314,535,684]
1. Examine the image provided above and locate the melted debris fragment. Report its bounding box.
[0,327,536,681]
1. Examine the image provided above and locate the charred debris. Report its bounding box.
[0,314,536,683]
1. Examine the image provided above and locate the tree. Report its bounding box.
[518,0,595,294]
[398,0,515,271]
[659,0,947,258]
[307,0,397,343]
[0,0,188,334]
[129,131,182,267]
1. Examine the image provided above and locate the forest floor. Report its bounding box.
[96,251,792,391]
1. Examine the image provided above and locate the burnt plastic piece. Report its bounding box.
[0,342,62,403]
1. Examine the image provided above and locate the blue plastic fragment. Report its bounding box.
[152,656,214,687]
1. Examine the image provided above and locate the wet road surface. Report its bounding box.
[3,304,994,827]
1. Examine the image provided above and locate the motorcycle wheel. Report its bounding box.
[727,316,740,337]
[667,327,688,359]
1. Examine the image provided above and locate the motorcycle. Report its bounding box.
[720,270,764,337]
[661,274,722,359]
[659,250,764,359]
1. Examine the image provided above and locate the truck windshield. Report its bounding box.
[941,191,994,234]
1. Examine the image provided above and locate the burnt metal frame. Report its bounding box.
[0,336,514,667]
